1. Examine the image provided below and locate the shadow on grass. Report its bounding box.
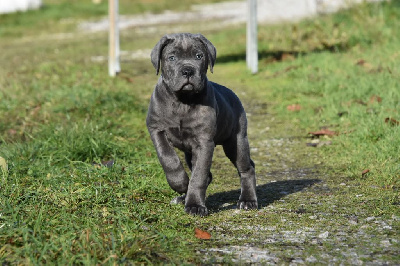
[207,178,321,212]
[217,44,348,64]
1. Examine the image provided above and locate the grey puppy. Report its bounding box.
[146,33,257,216]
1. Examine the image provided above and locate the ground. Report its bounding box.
[0,0,399,264]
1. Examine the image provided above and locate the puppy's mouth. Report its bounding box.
[181,83,194,92]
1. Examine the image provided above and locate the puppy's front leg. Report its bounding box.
[150,131,189,194]
[185,140,214,216]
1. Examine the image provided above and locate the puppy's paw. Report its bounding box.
[238,200,258,210]
[185,205,208,216]
[170,194,186,205]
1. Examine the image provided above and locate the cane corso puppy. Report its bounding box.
[146,33,257,216]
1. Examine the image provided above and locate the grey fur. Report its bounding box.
[146,33,257,216]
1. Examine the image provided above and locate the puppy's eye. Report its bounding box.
[168,56,176,61]
[195,54,203,60]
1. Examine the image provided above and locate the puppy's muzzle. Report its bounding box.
[180,66,197,92]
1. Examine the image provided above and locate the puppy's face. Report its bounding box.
[151,33,217,99]
[161,39,208,97]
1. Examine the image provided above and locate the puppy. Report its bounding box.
[146,33,257,216]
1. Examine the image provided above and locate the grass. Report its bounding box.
[1,0,399,264]
[0,0,226,38]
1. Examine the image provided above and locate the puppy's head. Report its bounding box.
[151,33,216,98]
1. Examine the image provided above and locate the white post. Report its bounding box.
[108,0,120,77]
[246,0,258,74]
[114,0,120,73]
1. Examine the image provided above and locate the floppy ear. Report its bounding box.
[150,35,174,75]
[195,34,217,73]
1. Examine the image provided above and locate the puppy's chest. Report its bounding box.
[163,112,216,151]
[165,119,198,151]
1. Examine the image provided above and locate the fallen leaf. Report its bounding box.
[356,59,372,68]
[356,59,366,65]
[385,117,399,126]
[287,104,302,112]
[281,53,295,61]
[308,129,337,137]
[369,95,382,104]
[194,228,211,240]
[362,169,370,177]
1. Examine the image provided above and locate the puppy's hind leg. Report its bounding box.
[223,135,258,210]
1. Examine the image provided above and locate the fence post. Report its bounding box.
[108,0,120,77]
[246,0,258,74]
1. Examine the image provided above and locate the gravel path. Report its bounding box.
[199,99,400,264]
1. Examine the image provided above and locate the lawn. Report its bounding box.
[0,0,399,264]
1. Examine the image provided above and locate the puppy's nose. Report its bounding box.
[181,67,195,78]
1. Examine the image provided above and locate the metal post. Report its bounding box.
[246,0,258,74]
[108,0,120,76]
[114,0,120,73]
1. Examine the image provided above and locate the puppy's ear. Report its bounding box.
[195,34,217,73]
[151,35,173,75]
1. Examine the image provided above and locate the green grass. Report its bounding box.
[1,0,399,264]
[0,0,227,38]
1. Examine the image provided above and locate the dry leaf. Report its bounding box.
[287,104,302,112]
[281,53,295,61]
[356,59,366,65]
[362,169,370,177]
[385,117,399,126]
[369,95,382,104]
[194,228,211,240]
[308,129,337,137]
[356,59,372,68]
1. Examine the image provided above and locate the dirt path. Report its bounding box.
[203,93,398,264]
